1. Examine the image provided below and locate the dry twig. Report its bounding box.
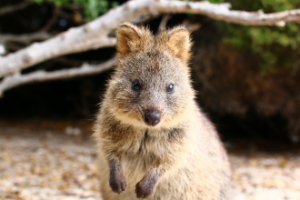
[38,3,59,32]
[0,58,116,96]
[0,1,31,15]
[158,15,172,32]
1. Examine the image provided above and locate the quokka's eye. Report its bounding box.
[132,80,141,91]
[167,84,174,94]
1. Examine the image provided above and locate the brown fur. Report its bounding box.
[94,22,231,200]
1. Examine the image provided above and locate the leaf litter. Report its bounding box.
[0,119,300,200]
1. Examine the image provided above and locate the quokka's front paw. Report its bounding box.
[109,173,127,194]
[135,179,155,199]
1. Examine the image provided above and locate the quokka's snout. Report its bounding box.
[143,108,161,126]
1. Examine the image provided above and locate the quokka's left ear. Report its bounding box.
[166,27,191,62]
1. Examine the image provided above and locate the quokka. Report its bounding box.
[94,22,231,200]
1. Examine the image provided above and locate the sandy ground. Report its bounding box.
[1,119,300,200]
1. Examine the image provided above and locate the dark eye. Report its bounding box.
[167,84,174,93]
[132,80,141,91]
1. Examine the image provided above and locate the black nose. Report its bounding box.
[144,110,161,126]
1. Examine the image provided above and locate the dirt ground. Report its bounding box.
[1,119,300,200]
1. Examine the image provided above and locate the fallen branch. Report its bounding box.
[2,0,300,78]
[158,1,300,26]
[0,58,116,97]
[0,0,156,77]
[1,0,300,96]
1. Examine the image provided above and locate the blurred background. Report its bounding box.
[1,0,300,199]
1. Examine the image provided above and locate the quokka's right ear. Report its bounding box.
[166,27,191,63]
[116,22,150,59]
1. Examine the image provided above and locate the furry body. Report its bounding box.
[94,23,231,200]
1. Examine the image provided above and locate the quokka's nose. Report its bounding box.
[144,110,161,126]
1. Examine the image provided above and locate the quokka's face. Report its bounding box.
[108,22,194,128]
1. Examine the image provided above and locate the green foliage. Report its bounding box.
[208,0,224,3]
[221,0,300,74]
[182,0,300,74]
[30,0,118,21]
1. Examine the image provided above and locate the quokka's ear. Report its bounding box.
[116,22,149,59]
[166,27,191,62]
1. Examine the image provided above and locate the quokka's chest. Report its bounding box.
[119,131,161,158]
[122,130,184,160]
[116,130,172,158]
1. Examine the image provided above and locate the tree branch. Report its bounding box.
[1,0,300,78]
[158,1,300,26]
[0,1,31,16]
[0,58,116,97]
[0,0,155,77]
